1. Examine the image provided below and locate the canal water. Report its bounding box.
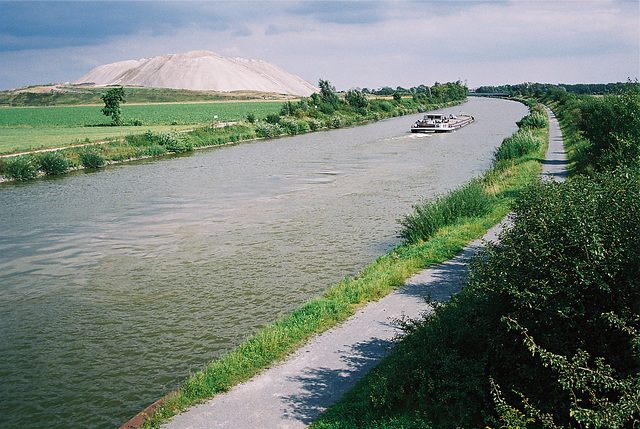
[0,97,528,428]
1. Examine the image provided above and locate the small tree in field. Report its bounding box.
[101,86,125,126]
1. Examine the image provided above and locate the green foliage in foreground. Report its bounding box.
[139,106,544,429]
[322,170,639,429]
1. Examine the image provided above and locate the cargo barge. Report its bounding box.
[411,113,474,133]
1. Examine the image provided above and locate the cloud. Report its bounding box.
[231,25,253,37]
[265,24,308,36]
[0,0,637,91]
[286,1,389,24]
[0,1,256,52]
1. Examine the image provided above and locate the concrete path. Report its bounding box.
[160,106,566,429]
[541,106,567,183]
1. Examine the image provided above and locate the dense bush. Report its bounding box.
[474,170,639,428]
[345,89,369,110]
[280,117,309,135]
[328,115,345,128]
[265,113,281,124]
[579,82,639,171]
[156,131,193,153]
[1,155,39,180]
[254,122,283,138]
[78,147,105,168]
[307,118,323,131]
[540,80,639,175]
[360,169,639,429]
[36,151,69,175]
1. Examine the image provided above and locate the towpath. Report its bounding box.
[152,106,567,429]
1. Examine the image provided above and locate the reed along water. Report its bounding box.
[0,97,528,428]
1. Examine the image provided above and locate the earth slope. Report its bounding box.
[73,50,317,96]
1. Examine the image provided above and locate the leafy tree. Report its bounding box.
[318,79,340,114]
[579,81,640,171]
[101,86,125,126]
[345,89,369,110]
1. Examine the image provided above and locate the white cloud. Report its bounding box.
[0,0,637,90]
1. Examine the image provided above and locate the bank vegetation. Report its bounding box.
[312,82,639,429]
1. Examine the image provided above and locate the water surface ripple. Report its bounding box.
[0,98,528,428]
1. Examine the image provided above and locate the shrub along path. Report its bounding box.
[153,107,566,429]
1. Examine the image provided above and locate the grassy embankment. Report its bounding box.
[311,85,639,429]
[136,99,549,428]
[0,81,467,181]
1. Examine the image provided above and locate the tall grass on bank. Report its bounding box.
[0,155,38,181]
[138,106,549,428]
[398,179,496,244]
[493,129,543,162]
[36,151,69,175]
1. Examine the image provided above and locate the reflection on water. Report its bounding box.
[0,98,528,428]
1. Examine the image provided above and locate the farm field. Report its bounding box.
[0,100,284,155]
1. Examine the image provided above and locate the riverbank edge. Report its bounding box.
[0,99,465,183]
[123,98,546,429]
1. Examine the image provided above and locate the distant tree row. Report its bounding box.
[475,82,630,97]
[262,79,467,119]
[359,80,468,101]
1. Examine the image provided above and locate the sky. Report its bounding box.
[0,0,638,91]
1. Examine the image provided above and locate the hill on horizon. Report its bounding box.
[73,50,318,96]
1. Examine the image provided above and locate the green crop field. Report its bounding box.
[0,101,284,154]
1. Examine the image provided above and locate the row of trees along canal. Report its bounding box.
[0,80,468,181]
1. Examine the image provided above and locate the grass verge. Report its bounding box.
[138,104,548,428]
